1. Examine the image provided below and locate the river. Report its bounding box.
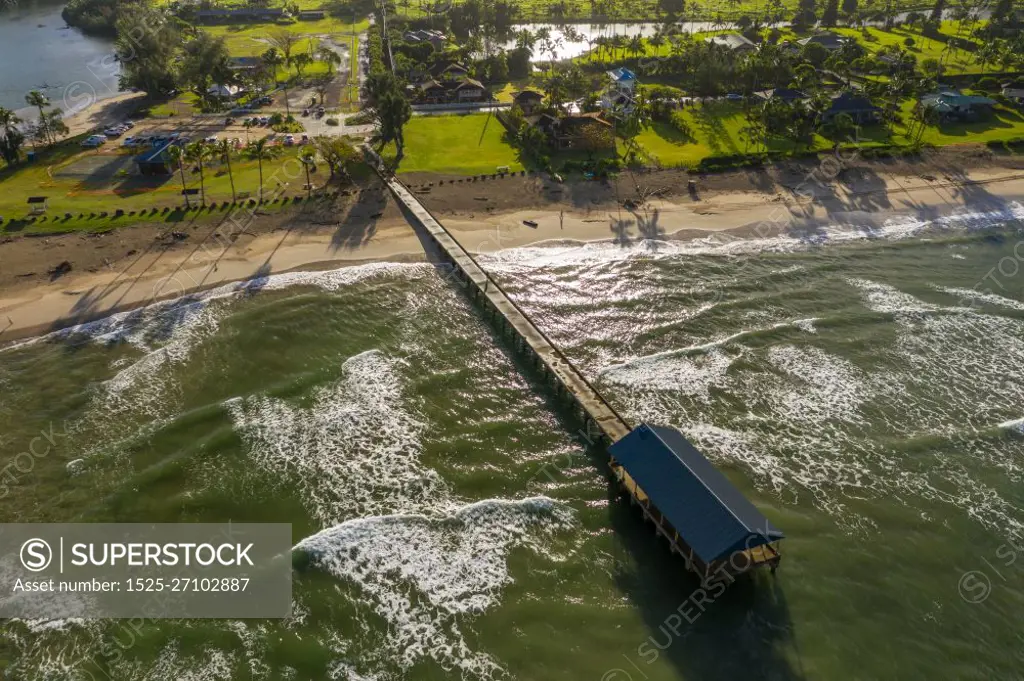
[0,0,121,118]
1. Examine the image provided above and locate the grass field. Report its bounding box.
[635,99,1024,167]
[204,18,368,56]
[0,140,311,233]
[389,113,525,175]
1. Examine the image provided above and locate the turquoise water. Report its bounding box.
[1,209,1024,680]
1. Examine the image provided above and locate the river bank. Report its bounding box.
[1,149,1022,344]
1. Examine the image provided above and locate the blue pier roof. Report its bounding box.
[610,424,783,564]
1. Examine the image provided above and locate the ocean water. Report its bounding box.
[1,208,1024,681]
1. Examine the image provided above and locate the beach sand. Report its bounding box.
[2,147,1023,344]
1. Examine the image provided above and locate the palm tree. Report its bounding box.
[185,141,213,206]
[628,35,644,60]
[243,118,255,143]
[244,138,280,203]
[24,90,50,146]
[299,146,316,196]
[261,48,290,117]
[217,139,237,202]
[166,145,191,209]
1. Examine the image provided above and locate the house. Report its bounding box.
[512,89,544,114]
[403,29,446,47]
[704,33,757,53]
[919,90,996,122]
[533,112,615,150]
[823,91,880,124]
[228,56,262,72]
[298,9,326,19]
[207,83,242,99]
[754,87,807,102]
[135,142,175,176]
[1001,86,1024,106]
[195,8,284,22]
[601,67,638,113]
[411,77,487,104]
[453,77,486,102]
[429,61,469,81]
[798,31,847,51]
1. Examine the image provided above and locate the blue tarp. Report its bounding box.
[610,424,783,564]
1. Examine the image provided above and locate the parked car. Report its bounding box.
[725,93,743,101]
[81,135,106,147]
[283,135,295,146]
[259,116,270,126]
[300,134,309,144]
[122,136,138,146]
[121,120,135,129]
[103,128,122,137]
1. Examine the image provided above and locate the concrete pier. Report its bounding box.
[381,174,632,446]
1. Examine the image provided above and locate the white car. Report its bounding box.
[204,135,218,143]
[81,135,106,147]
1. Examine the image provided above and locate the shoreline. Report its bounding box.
[2,162,1023,347]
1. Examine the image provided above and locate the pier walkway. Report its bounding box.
[377,165,783,582]
[382,174,632,446]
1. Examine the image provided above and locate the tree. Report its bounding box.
[24,91,50,145]
[318,46,341,74]
[928,0,945,22]
[312,135,360,182]
[0,107,24,165]
[267,29,298,66]
[180,31,233,106]
[841,0,857,17]
[185,141,213,206]
[216,139,236,202]
[261,48,290,117]
[115,5,179,96]
[376,90,413,160]
[821,0,839,26]
[819,111,856,149]
[244,138,280,202]
[166,145,191,209]
[292,52,313,78]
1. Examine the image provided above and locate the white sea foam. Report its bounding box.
[226,349,446,525]
[937,286,1024,311]
[295,496,574,679]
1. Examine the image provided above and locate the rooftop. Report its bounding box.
[609,424,784,565]
[704,33,756,50]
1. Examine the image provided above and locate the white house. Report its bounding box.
[207,84,242,99]
[601,67,637,114]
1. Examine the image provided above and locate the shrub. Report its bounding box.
[325,117,340,126]
[903,37,915,47]
[976,76,1001,93]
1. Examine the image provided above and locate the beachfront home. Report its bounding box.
[704,33,757,53]
[823,91,881,124]
[532,112,615,151]
[919,90,996,122]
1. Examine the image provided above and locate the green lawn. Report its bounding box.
[636,99,1024,167]
[390,113,524,175]
[0,139,311,233]
[205,18,368,57]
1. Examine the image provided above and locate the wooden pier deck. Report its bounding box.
[382,174,632,446]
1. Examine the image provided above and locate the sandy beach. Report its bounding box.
[2,146,1023,345]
